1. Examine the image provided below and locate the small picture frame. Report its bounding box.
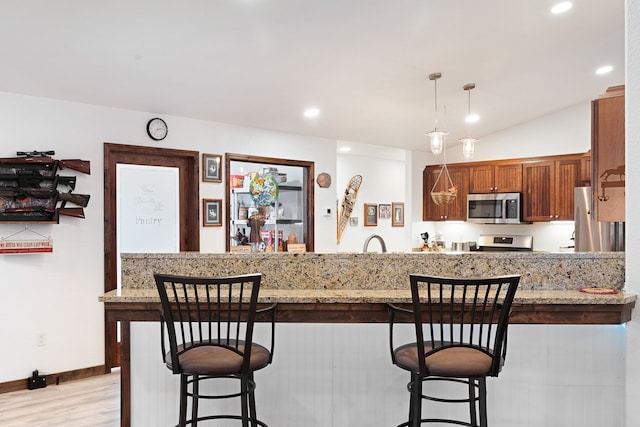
[202,153,222,182]
[364,203,378,226]
[378,203,391,219]
[350,216,358,226]
[392,202,404,227]
[203,198,222,226]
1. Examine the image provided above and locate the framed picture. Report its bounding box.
[392,202,404,227]
[202,153,222,182]
[350,216,358,226]
[364,203,378,226]
[378,203,391,219]
[203,198,222,226]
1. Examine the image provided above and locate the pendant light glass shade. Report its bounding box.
[426,72,447,155]
[460,136,477,160]
[427,130,447,155]
[459,83,478,160]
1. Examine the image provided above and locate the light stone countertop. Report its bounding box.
[103,251,635,306]
[101,287,635,305]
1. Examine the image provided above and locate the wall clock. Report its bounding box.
[146,118,168,141]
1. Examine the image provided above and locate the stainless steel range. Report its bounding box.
[477,234,533,252]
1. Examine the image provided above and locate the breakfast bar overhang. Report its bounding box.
[102,252,635,426]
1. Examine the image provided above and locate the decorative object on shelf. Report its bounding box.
[202,198,222,227]
[0,150,91,223]
[316,172,332,188]
[364,203,378,226]
[249,173,279,207]
[0,226,53,254]
[247,212,266,252]
[459,83,478,160]
[202,153,222,182]
[287,232,298,245]
[337,174,362,243]
[146,117,168,141]
[378,203,391,219]
[426,72,448,156]
[392,202,404,227]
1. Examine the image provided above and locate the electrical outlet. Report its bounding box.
[36,333,46,347]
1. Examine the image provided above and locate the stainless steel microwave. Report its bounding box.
[467,193,522,224]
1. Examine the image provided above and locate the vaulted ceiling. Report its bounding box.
[0,0,624,151]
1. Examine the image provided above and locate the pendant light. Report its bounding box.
[459,83,478,160]
[426,72,448,155]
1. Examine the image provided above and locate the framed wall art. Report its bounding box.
[203,198,222,226]
[202,153,222,182]
[392,202,404,227]
[378,203,391,219]
[364,203,378,226]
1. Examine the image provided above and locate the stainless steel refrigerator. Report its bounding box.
[574,186,624,252]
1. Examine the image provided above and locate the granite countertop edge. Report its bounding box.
[100,288,637,305]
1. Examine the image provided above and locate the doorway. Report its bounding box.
[103,143,200,369]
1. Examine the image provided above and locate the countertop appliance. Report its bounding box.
[477,234,533,252]
[467,193,523,224]
[574,187,624,252]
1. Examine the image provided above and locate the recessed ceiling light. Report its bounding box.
[303,108,320,118]
[595,65,613,75]
[465,113,480,124]
[551,2,572,14]
[339,146,351,152]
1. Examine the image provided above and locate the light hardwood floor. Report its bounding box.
[0,370,120,427]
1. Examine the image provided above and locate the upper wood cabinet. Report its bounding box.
[423,165,469,221]
[592,86,625,222]
[469,163,522,193]
[522,156,582,222]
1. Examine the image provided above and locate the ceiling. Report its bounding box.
[0,0,625,152]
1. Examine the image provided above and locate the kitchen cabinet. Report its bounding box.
[592,86,625,222]
[469,162,522,193]
[423,165,469,221]
[522,156,581,221]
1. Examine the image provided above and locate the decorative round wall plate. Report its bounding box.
[249,173,279,206]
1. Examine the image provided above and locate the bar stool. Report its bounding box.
[154,273,276,427]
[388,274,520,427]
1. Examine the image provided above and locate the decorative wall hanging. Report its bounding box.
[202,198,222,226]
[316,172,332,188]
[0,226,53,254]
[202,153,222,182]
[337,174,362,243]
[0,150,91,223]
[392,202,404,227]
[364,204,378,226]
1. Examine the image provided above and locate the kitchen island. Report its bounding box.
[103,251,634,427]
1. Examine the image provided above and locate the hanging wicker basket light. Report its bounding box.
[430,163,458,206]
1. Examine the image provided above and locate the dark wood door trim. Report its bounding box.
[103,143,200,370]
[224,153,315,252]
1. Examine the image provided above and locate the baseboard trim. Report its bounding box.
[0,365,107,394]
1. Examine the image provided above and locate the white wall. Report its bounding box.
[0,91,336,383]
[335,142,408,253]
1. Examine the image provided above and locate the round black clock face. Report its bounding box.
[146,118,168,141]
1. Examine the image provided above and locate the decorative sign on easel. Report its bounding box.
[0,226,53,254]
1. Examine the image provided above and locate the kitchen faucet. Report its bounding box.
[363,234,387,253]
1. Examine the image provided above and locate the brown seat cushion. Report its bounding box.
[166,341,271,375]
[393,342,495,377]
